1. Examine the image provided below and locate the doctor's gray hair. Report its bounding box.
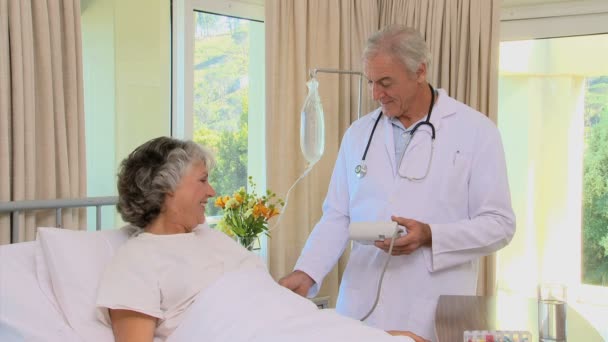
[363,25,431,75]
[116,136,215,229]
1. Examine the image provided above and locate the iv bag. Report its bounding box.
[300,78,325,164]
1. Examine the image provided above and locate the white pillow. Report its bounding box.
[36,226,134,341]
[0,241,80,342]
[35,242,62,314]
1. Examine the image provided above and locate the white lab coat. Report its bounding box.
[294,89,515,341]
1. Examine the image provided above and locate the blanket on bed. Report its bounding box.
[168,268,413,342]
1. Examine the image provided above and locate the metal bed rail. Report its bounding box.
[0,196,118,243]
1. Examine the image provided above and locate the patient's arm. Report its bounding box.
[386,330,429,342]
[109,309,157,342]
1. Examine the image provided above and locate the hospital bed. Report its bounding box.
[0,197,125,341]
[0,198,413,342]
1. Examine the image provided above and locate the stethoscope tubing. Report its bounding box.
[355,84,437,179]
[362,110,383,162]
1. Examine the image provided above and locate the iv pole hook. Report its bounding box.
[309,68,363,120]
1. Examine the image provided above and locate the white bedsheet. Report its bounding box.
[168,268,413,342]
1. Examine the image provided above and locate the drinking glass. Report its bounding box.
[538,283,567,341]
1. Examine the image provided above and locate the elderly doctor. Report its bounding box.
[279,25,515,341]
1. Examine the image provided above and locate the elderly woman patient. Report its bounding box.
[96,136,423,342]
[95,136,263,341]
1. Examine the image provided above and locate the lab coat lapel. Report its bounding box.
[428,88,455,133]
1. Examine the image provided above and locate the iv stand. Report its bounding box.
[309,68,364,120]
[273,68,363,235]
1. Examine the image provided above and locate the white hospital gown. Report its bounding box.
[96,226,264,341]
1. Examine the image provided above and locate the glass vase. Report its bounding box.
[237,235,257,251]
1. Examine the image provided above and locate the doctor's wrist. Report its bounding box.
[423,223,433,246]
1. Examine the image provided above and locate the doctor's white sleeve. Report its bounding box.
[293,131,352,297]
[425,120,516,272]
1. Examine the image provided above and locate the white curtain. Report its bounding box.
[0,0,86,244]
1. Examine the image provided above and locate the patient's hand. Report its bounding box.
[386,330,429,342]
[278,270,315,297]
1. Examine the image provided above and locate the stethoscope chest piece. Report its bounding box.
[355,163,367,178]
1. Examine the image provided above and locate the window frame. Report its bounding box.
[171,0,264,139]
[501,0,608,41]
[171,0,268,262]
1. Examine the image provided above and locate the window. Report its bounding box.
[192,12,263,218]
[172,0,266,258]
[498,36,608,289]
[497,2,608,337]
[81,0,171,230]
[582,75,608,287]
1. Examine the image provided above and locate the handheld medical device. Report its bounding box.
[348,221,403,244]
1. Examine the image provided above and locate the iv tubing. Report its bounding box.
[268,162,316,232]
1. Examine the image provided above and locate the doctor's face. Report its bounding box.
[364,52,426,122]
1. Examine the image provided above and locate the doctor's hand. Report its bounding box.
[374,216,432,256]
[278,270,315,297]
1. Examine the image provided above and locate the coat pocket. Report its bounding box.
[438,149,470,208]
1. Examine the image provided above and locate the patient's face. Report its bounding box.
[167,161,216,231]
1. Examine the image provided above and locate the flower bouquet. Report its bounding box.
[214,176,284,250]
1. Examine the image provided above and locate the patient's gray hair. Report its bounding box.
[116,136,215,229]
[362,25,431,75]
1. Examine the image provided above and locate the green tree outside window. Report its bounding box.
[582,76,608,286]
[192,13,251,217]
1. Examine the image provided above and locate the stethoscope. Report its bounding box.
[354,84,437,179]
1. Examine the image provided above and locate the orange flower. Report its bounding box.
[213,177,284,244]
[253,202,269,219]
[214,195,230,209]
[266,207,280,219]
[252,203,262,218]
